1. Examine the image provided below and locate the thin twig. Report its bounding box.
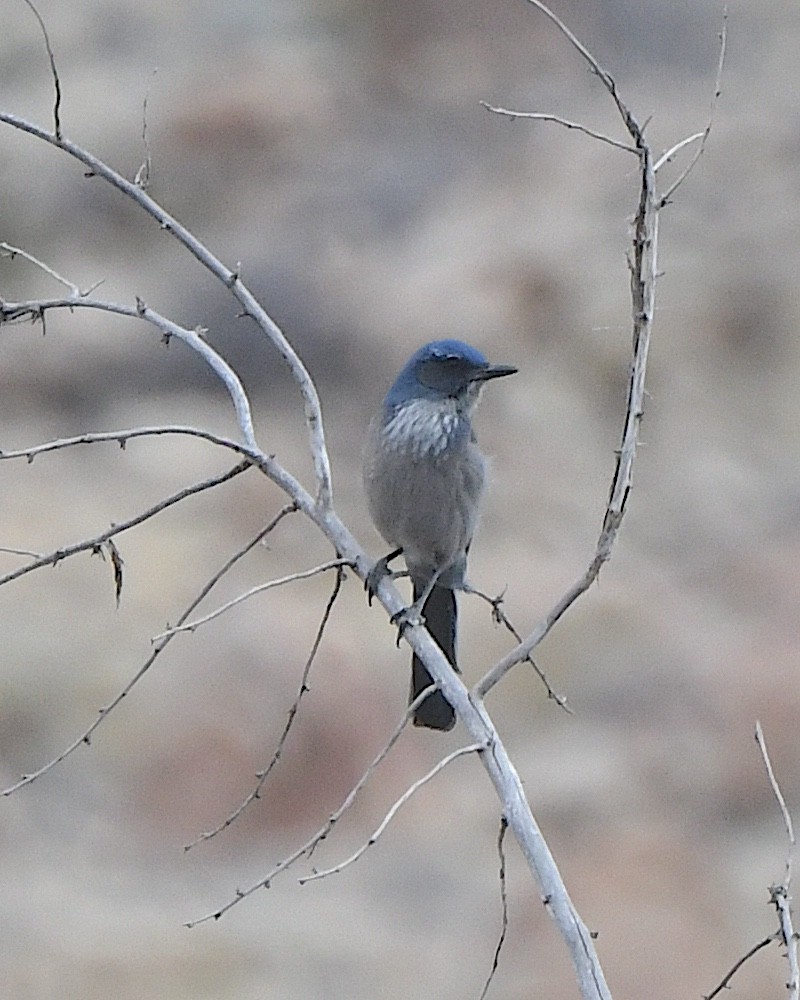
[479,816,510,1000]
[185,566,346,850]
[0,426,247,462]
[0,461,251,590]
[20,0,61,137]
[153,559,349,641]
[134,69,157,189]
[523,0,640,136]
[653,132,704,173]
[466,584,570,710]
[476,0,658,699]
[298,743,485,884]
[1,241,80,294]
[1,293,261,454]
[186,686,441,926]
[0,114,332,505]
[2,508,297,796]
[756,721,796,864]
[756,720,799,1000]
[0,546,41,558]
[658,10,727,206]
[480,102,636,155]
[703,936,776,1000]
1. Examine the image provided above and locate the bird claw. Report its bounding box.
[390,603,425,646]
[365,548,404,605]
[365,562,387,605]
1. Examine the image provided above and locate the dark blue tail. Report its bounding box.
[410,583,458,730]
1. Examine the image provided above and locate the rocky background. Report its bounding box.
[2,1,799,998]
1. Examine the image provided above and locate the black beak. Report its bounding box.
[475,363,518,383]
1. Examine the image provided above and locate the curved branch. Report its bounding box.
[298,742,485,884]
[0,425,246,461]
[185,565,346,850]
[477,15,658,701]
[481,102,636,154]
[152,558,350,640]
[2,506,298,795]
[0,111,332,505]
[2,293,259,452]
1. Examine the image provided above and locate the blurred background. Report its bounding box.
[2,1,799,997]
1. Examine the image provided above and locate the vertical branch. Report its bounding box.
[600,141,657,553]
[20,0,61,138]
[756,721,799,1000]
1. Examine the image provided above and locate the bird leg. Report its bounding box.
[390,566,445,637]
[365,547,404,605]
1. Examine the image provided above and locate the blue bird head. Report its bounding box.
[385,340,517,407]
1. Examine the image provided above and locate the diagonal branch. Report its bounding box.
[0,461,252,589]
[703,935,776,1000]
[0,112,332,505]
[480,103,636,154]
[153,559,350,641]
[185,566,346,850]
[657,11,727,206]
[2,507,297,795]
[298,742,485,884]
[186,686,438,926]
[479,817,510,1000]
[1,293,260,453]
[523,0,643,138]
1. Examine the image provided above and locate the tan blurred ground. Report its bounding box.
[2,1,800,998]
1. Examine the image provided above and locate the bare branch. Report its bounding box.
[481,102,636,155]
[1,508,297,797]
[756,721,796,865]
[0,114,332,504]
[523,0,643,139]
[1,292,261,454]
[20,0,61,138]
[1,241,80,294]
[186,687,438,926]
[703,935,776,1000]
[0,546,41,559]
[770,884,799,1000]
[185,566,346,850]
[153,558,350,641]
[658,11,727,206]
[0,461,252,591]
[0,426,247,462]
[299,743,485,884]
[477,0,658,701]
[653,131,704,173]
[479,816,509,1000]
[465,584,570,710]
[705,725,798,999]
[134,69,157,189]
[756,721,799,999]
[476,553,603,697]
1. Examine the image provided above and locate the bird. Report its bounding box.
[363,339,516,730]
